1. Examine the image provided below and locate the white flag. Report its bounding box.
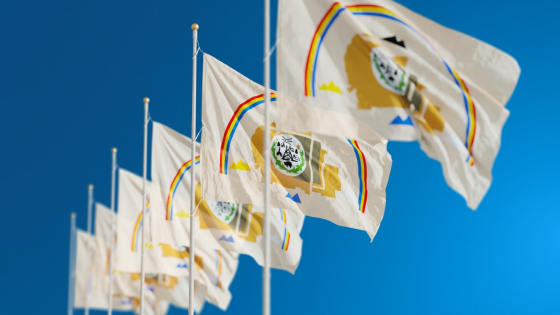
[201,54,392,240]
[277,0,520,209]
[117,165,233,310]
[150,121,305,272]
[74,229,134,311]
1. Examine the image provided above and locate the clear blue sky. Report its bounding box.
[1,0,558,314]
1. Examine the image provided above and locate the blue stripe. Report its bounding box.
[134,207,150,252]
[312,7,345,97]
[224,96,277,175]
[169,161,200,220]
[348,139,363,212]
[313,10,472,150]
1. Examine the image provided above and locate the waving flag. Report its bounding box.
[131,290,170,315]
[115,167,232,311]
[150,121,303,273]
[276,0,520,209]
[74,230,134,311]
[201,54,392,240]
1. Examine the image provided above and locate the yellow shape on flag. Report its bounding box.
[319,81,342,94]
[145,243,153,249]
[175,210,190,218]
[230,160,251,171]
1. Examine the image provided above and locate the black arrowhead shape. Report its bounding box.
[383,36,406,49]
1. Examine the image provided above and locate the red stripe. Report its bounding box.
[355,141,368,213]
[346,4,383,9]
[219,94,265,171]
[462,79,477,157]
[304,2,340,96]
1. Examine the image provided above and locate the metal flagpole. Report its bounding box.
[67,212,77,315]
[140,97,150,315]
[263,0,272,314]
[108,148,117,315]
[85,184,93,315]
[189,22,199,315]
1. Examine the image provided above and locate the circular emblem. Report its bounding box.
[208,201,237,224]
[370,47,408,96]
[270,134,306,176]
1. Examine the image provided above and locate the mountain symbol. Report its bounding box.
[383,36,406,48]
[175,210,190,218]
[230,160,251,171]
[286,193,301,203]
[177,263,188,268]
[319,81,342,94]
[219,235,235,243]
[390,115,413,126]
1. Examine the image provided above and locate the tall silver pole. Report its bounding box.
[140,97,150,315]
[108,148,117,315]
[86,185,93,315]
[263,1,272,314]
[189,22,199,315]
[67,212,77,315]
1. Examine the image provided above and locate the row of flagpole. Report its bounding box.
[68,2,273,312]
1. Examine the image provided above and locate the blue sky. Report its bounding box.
[1,0,559,314]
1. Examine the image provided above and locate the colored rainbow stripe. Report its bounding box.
[305,3,477,163]
[348,139,368,213]
[105,236,118,275]
[215,250,222,287]
[280,209,290,251]
[165,156,200,221]
[131,203,150,252]
[219,93,277,174]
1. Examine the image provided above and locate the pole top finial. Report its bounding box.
[191,23,199,31]
[111,147,117,153]
[88,184,94,190]
[71,212,76,218]
[143,97,150,103]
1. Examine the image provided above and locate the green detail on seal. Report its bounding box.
[223,204,236,222]
[373,52,406,93]
[271,141,306,176]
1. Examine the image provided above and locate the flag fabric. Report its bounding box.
[276,0,520,209]
[131,290,170,315]
[115,168,206,279]
[98,203,204,313]
[200,54,392,240]
[114,167,229,311]
[141,274,206,313]
[150,121,305,272]
[93,205,143,300]
[94,203,114,248]
[148,122,237,310]
[74,229,134,311]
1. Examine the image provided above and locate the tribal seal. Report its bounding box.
[370,47,408,96]
[270,134,306,176]
[208,201,237,224]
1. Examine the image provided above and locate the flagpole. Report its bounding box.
[189,22,199,315]
[67,212,77,315]
[85,184,93,315]
[263,0,272,314]
[140,97,150,315]
[108,148,117,315]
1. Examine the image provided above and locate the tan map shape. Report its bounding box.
[159,243,203,270]
[345,33,444,134]
[130,273,179,290]
[194,183,263,243]
[250,124,341,198]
